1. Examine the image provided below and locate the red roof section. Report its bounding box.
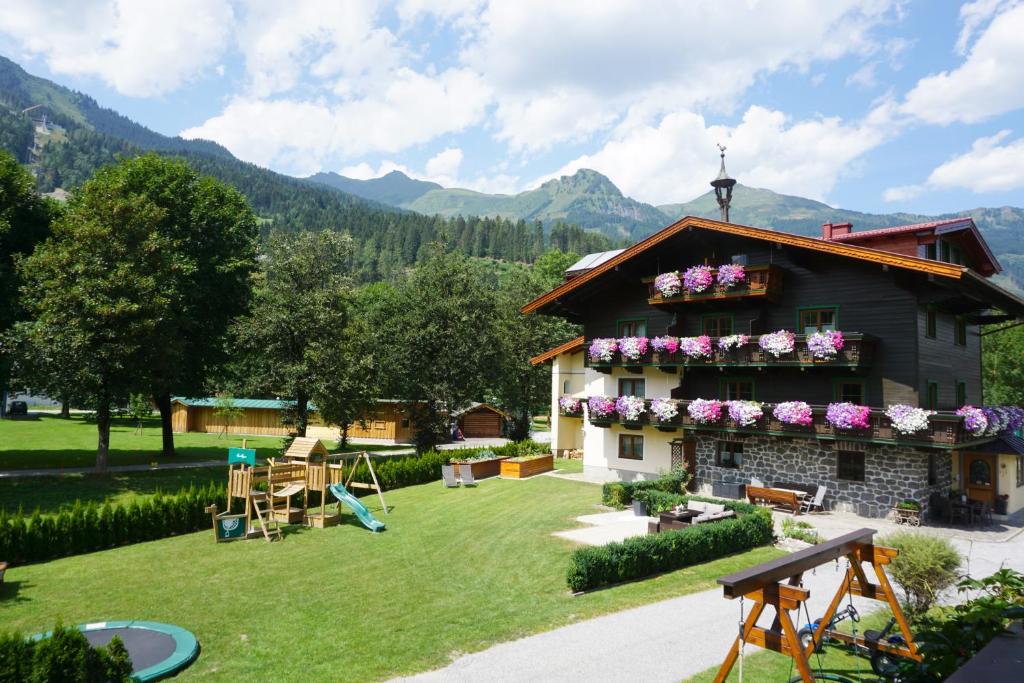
[529,336,584,365]
[829,217,973,242]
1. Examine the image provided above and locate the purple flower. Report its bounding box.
[654,271,682,298]
[559,396,581,415]
[679,335,713,358]
[759,330,796,358]
[727,400,763,427]
[618,336,649,361]
[683,265,714,293]
[588,338,617,363]
[717,334,749,351]
[716,263,746,288]
[826,402,871,430]
[956,405,987,436]
[615,395,646,422]
[687,398,723,424]
[806,331,845,359]
[773,401,813,426]
[650,398,679,423]
[587,396,616,419]
[651,335,679,354]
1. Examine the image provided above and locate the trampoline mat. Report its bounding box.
[83,628,177,672]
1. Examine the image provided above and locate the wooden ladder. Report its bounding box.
[249,491,282,542]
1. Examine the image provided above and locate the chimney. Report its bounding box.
[821,222,853,240]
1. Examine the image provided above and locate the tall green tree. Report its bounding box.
[15,166,183,471]
[983,324,1024,405]
[490,255,580,439]
[366,247,498,451]
[101,155,259,457]
[0,150,53,415]
[232,230,356,437]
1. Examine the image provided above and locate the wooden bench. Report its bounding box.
[746,485,801,515]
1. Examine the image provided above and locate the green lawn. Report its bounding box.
[554,457,583,473]
[0,415,396,471]
[0,475,782,681]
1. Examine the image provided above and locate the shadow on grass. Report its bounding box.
[0,579,32,605]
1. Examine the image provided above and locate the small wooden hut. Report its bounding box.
[455,403,508,438]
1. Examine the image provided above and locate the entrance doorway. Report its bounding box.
[963,453,997,504]
[671,438,698,492]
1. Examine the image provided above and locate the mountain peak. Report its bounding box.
[543,168,623,197]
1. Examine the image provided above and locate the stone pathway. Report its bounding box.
[551,509,653,545]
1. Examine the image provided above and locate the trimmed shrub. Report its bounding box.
[633,490,759,517]
[877,531,961,616]
[566,506,774,592]
[0,624,131,683]
[600,467,691,507]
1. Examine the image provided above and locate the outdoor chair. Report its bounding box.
[750,477,765,487]
[949,501,971,525]
[800,485,827,514]
[441,465,460,488]
[460,466,478,487]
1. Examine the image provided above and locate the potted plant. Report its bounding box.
[995,494,1009,515]
[632,497,647,516]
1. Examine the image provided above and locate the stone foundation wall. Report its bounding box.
[693,435,952,518]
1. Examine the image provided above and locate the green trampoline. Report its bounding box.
[34,620,199,681]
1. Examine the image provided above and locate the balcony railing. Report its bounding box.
[585,333,876,371]
[643,264,782,305]
[577,396,990,450]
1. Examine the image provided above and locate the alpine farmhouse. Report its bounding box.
[526,215,1024,518]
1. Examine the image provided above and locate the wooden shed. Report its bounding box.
[456,403,508,438]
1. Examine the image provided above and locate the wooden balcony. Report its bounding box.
[581,397,990,450]
[584,333,876,372]
[644,264,783,306]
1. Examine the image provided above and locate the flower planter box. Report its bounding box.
[501,454,554,479]
[452,455,510,480]
[892,507,921,526]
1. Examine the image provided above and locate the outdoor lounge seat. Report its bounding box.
[800,485,827,514]
[750,477,765,487]
[441,465,460,488]
[460,466,478,487]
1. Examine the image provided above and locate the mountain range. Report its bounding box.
[0,53,1020,290]
[307,169,1024,290]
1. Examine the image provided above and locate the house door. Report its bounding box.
[963,453,997,504]
[671,439,698,492]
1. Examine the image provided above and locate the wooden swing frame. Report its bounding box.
[712,528,921,683]
[340,450,389,515]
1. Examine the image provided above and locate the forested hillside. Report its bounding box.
[0,56,615,281]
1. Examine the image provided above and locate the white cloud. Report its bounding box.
[902,3,1024,124]
[234,0,401,98]
[425,147,464,178]
[846,62,879,89]
[181,68,492,175]
[540,102,899,206]
[461,0,899,151]
[0,0,232,96]
[884,130,1024,201]
[955,0,1015,54]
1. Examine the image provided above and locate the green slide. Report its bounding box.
[328,483,386,532]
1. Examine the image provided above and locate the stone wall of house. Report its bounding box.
[693,435,952,518]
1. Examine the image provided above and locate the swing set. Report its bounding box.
[712,528,921,683]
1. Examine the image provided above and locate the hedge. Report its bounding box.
[633,490,761,517]
[601,468,691,507]
[0,443,542,566]
[0,624,132,682]
[566,504,774,592]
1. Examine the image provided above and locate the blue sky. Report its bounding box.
[2,0,1024,215]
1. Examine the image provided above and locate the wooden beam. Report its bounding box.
[718,528,877,598]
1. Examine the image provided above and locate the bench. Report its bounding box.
[746,485,801,515]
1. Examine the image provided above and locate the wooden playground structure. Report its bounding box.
[206,437,388,542]
[712,528,921,683]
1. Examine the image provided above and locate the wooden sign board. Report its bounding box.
[228,447,256,466]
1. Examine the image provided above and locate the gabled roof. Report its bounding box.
[829,217,1000,274]
[171,396,316,410]
[529,336,584,365]
[566,249,626,273]
[522,216,970,315]
[452,402,510,419]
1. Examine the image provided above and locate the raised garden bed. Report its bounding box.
[500,454,554,479]
[452,454,510,480]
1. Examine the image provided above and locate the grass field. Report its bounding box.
[0,475,782,681]
[0,415,396,470]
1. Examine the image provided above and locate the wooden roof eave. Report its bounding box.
[520,216,967,316]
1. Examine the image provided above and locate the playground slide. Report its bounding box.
[327,483,386,532]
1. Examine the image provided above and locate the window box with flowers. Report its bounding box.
[649,398,680,431]
[686,398,724,429]
[651,335,680,365]
[770,401,816,433]
[824,402,873,435]
[587,396,616,427]
[617,336,650,366]
[615,395,647,428]
[559,396,582,418]
[885,404,935,438]
[756,330,796,361]
[800,331,845,362]
[678,335,714,363]
[715,334,750,363]
[727,400,765,428]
